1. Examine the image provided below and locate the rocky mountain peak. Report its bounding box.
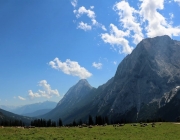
[57,79,94,107]
[95,35,180,121]
[75,79,92,89]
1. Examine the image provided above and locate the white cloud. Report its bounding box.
[28,80,60,99]
[113,1,144,44]
[71,0,78,8]
[113,61,117,65]
[92,62,102,69]
[90,6,94,9]
[101,25,107,31]
[139,0,180,37]
[101,24,133,54]
[77,22,92,31]
[74,6,106,31]
[38,80,59,98]
[18,96,26,101]
[174,0,180,5]
[28,90,41,99]
[49,58,92,79]
[101,0,180,55]
[75,6,96,19]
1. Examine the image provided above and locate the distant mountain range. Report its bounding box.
[0,101,57,117]
[41,35,180,123]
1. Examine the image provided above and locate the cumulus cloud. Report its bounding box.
[101,24,133,54]
[71,0,78,7]
[18,96,26,101]
[28,90,41,99]
[92,62,102,69]
[75,6,95,19]
[77,22,92,31]
[49,58,92,79]
[28,80,60,99]
[73,6,106,31]
[139,0,180,37]
[113,1,144,44]
[38,80,59,98]
[100,0,180,55]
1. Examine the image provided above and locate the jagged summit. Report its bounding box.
[74,79,93,89]
[57,79,93,106]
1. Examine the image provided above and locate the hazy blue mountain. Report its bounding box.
[23,109,52,117]
[2,101,57,116]
[0,105,18,112]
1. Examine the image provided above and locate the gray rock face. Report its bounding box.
[93,35,180,120]
[57,79,93,107]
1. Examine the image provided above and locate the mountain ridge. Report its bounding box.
[0,101,57,116]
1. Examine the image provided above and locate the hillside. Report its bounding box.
[0,108,33,125]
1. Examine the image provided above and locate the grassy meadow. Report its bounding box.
[0,123,180,140]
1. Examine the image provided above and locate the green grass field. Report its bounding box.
[0,123,180,140]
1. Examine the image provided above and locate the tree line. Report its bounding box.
[30,115,109,127]
[1,115,175,127]
[0,119,24,126]
[30,118,62,127]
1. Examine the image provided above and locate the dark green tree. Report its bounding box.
[88,115,94,125]
[73,119,77,126]
[59,118,63,126]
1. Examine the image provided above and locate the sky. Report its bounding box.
[0,0,180,106]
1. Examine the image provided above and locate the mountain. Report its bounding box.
[1,101,57,116]
[0,108,33,125]
[0,105,17,112]
[91,35,180,122]
[41,79,96,121]
[89,35,180,120]
[23,109,52,117]
[42,35,180,123]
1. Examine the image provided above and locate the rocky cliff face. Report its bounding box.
[157,86,180,121]
[92,35,180,121]
[57,79,93,107]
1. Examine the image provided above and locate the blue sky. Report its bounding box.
[0,0,180,106]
